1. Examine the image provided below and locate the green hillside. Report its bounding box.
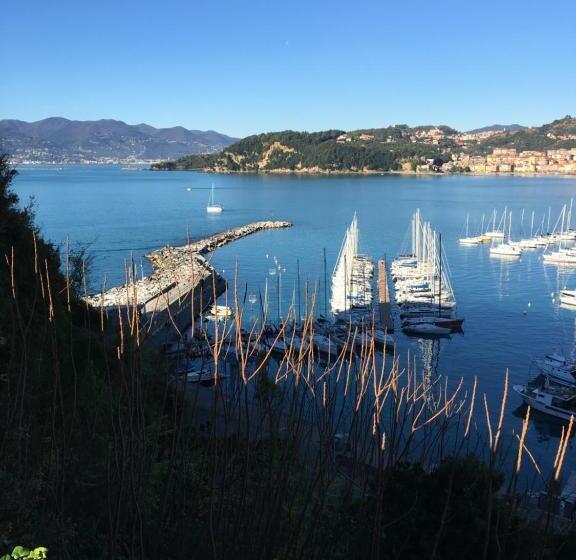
[152,116,576,174]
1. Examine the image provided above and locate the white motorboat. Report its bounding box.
[513,383,576,421]
[535,350,576,387]
[206,183,223,213]
[311,333,341,356]
[206,305,233,321]
[560,289,576,307]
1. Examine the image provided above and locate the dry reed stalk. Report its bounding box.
[493,370,509,453]
[483,393,493,450]
[31,230,38,274]
[464,376,478,438]
[412,378,463,431]
[553,426,565,470]
[117,303,124,357]
[10,246,16,299]
[65,236,71,311]
[514,436,541,476]
[44,258,54,321]
[554,414,574,481]
[515,405,531,474]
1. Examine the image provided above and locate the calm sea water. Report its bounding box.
[12,164,576,472]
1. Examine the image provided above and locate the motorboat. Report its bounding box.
[513,382,576,421]
[402,323,451,336]
[560,289,576,306]
[206,305,233,321]
[311,333,341,357]
[401,316,464,331]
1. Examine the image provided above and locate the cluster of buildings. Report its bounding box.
[442,148,576,174]
[338,127,517,147]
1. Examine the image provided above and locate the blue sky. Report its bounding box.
[1,0,575,137]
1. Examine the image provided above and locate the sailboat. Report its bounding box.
[485,208,506,239]
[543,202,576,265]
[206,184,223,213]
[490,211,522,257]
[330,214,373,316]
[394,211,463,335]
[459,213,481,245]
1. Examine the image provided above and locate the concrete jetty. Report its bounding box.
[85,221,292,342]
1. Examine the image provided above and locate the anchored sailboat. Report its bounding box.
[206,184,223,213]
[459,213,481,245]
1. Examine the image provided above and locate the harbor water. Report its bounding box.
[12,164,576,472]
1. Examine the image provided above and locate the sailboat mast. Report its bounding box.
[438,233,442,316]
[323,248,327,317]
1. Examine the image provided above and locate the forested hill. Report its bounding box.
[151,128,450,173]
[151,116,576,174]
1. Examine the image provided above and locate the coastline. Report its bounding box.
[150,166,576,178]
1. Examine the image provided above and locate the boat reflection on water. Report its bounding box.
[512,403,575,441]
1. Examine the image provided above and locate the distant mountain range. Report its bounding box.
[0,118,238,163]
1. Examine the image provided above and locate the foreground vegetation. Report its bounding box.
[1,153,576,558]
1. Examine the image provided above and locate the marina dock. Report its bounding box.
[377,259,394,332]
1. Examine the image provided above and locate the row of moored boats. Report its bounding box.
[392,210,463,336]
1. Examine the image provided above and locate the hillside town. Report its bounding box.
[441,147,576,174]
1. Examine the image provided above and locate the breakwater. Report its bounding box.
[84,220,292,341]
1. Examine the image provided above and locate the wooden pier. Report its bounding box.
[377,259,394,332]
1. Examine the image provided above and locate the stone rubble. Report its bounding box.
[84,221,292,309]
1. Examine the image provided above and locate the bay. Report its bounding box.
[13,164,576,473]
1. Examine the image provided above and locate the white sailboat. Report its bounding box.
[490,211,522,257]
[543,203,576,265]
[206,184,223,213]
[458,213,481,245]
[485,208,506,239]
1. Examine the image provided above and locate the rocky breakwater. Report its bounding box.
[84,221,292,340]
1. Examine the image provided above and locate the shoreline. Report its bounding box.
[150,166,576,178]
